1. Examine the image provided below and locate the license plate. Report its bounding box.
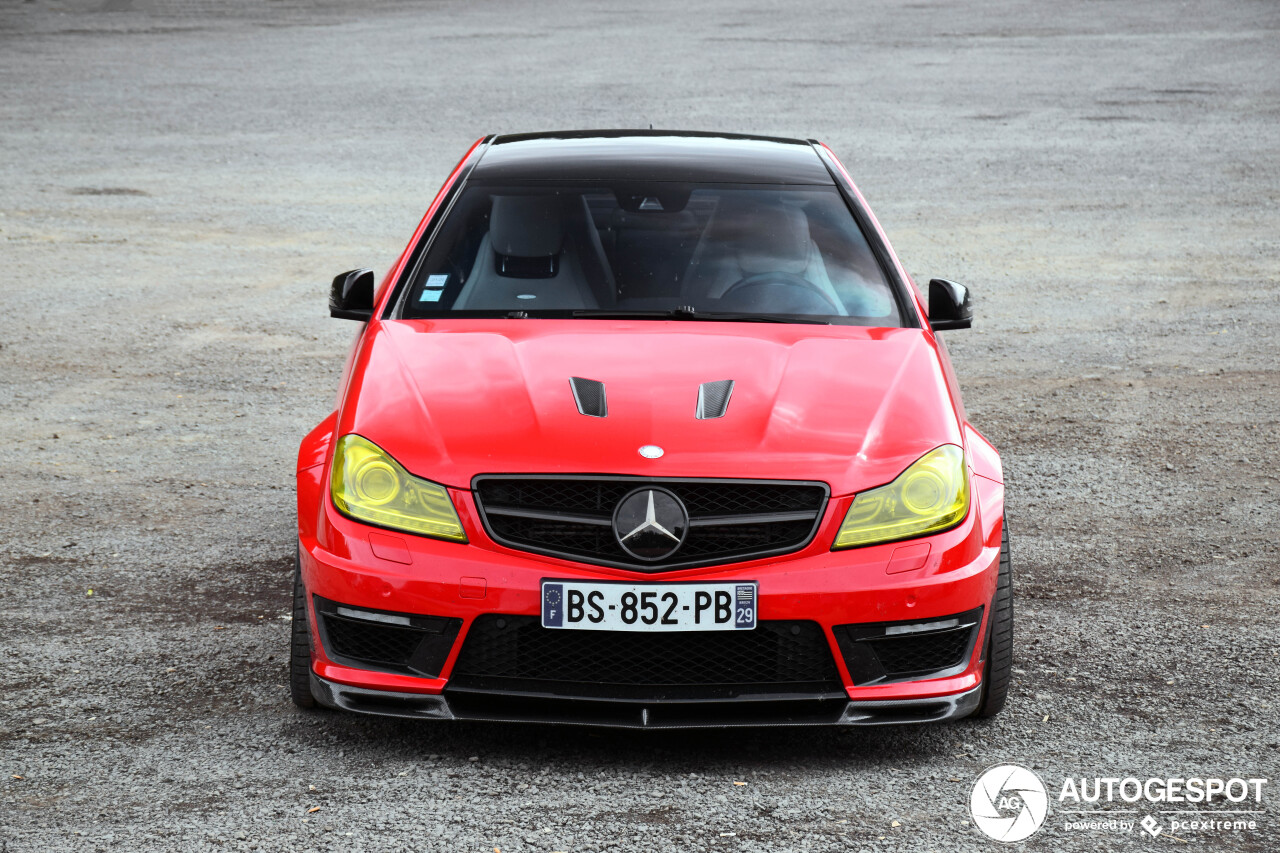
[541,580,757,632]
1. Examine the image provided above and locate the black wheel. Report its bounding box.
[289,547,317,709]
[973,517,1013,717]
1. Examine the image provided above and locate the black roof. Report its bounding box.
[471,130,835,185]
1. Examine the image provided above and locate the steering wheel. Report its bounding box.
[719,271,841,314]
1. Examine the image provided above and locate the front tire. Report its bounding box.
[973,517,1013,717]
[289,547,317,709]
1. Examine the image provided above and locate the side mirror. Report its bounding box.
[928,279,972,331]
[329,269,375,321]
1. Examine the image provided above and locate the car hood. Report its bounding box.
[341,320,964,496]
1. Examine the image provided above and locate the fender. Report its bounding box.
[966,424,1003,483]
[297,411,337,472]
[965,423,1005,548]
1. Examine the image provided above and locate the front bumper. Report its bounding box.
[297,466,1003,726]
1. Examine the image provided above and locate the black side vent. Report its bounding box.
[833,606,983,685]
[313,597,463,678]
[569,377,608,417]
[696,380,734,419]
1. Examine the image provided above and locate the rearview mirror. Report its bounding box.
[329,269,376,321]
[928,279,972,331]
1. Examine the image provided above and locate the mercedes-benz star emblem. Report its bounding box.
[612,487,689,561]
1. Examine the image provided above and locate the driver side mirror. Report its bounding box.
[329,269,376,321]
[928,279,972,331]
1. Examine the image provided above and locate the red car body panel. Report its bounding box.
[336,320,963,495]
[296,132,1005,726]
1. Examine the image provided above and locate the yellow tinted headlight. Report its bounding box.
[833,445,969,549]
[330,434,467,542]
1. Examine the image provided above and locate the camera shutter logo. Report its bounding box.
[970,764,1049,842]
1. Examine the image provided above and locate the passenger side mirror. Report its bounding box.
[329,269,376,321]
[928,279,972,331]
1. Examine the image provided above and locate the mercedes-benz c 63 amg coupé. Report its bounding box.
[291,130,1012,728]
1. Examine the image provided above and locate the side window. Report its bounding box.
[805,196,895,319]
[408,194,491,309]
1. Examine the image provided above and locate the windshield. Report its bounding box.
[400,183,904,325]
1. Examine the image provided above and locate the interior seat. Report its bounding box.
[680,197,846,315]
[452,195,610,311]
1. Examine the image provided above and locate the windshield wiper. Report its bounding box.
[571,307,828,325]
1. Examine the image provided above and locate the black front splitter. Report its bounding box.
[309,674,981,728]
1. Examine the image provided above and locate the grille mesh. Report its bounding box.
[450,616,841,698]
[833,608,982,685]
[326,617,423,667]
[867,627,972,676]
[474,477,827,569]
[677,519,815,557]
[315,599,462,678]
[483,479,631,514]
[676,482,824,516]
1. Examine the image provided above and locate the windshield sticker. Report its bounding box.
[418,275,449,302]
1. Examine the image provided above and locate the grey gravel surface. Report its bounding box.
[2,1,1279,851]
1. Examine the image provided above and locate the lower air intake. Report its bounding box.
[313,597,462,678]
[833,606,983,684]
[449,615,843,700]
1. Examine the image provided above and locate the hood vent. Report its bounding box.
[696,379,735,420]
[569,377,608,418]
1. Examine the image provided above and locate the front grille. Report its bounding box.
[449,615,843,700]
[473,476,828,570]
[313,597,462,678]
[833,607,983,685]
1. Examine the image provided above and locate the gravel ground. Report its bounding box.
[2,1,1278,850]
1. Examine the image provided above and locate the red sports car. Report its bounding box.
[292,130,1012,727]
